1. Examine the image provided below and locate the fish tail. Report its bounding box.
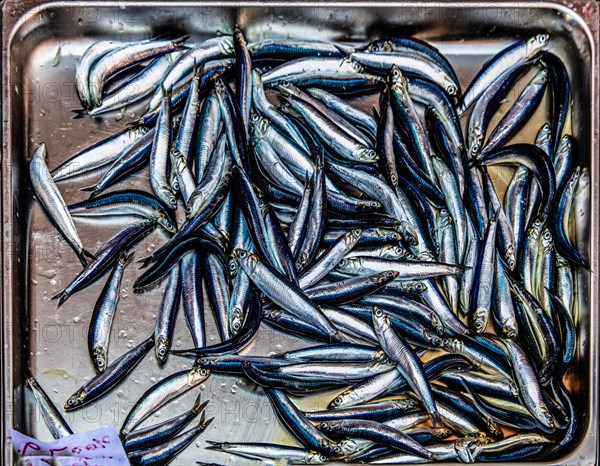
[70,108,87,119]
[80,185,98,194]
[51,289,70,307]
[81,248,95,262]
[119,250,136,266]
[204,440,223,450]
[136,254,154,269]
[333,43,353,56]
[191,394,208,414]
[429,409,443,429]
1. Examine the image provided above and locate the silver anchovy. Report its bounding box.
[30,143,93,266]
[120,366,210,437]
[88,251,133,372]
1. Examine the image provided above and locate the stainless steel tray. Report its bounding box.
[2,1,598,465]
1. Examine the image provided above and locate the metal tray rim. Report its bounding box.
[2,0,598,464]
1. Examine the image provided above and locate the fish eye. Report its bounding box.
[353,229,361,237]
[375,308,384,317]
[200,368,208,376]
[321,422,328,429]
[539,34,549,44]
[447,84,457,95]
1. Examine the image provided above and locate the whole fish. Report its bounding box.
[89,36,188,107]
[88,251,133,372]
[30,143,93,266]
[52,220,154,306]
[65,335,154,410]
[120,367,211,437]
[26,369,74,438]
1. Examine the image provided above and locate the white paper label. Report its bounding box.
[11,427,130,466]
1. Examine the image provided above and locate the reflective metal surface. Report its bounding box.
[2,1,598,465]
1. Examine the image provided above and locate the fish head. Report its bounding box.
[319,420,342,433]
[526,34,550,57]
[471,308,489,333]
[185,190,207,218]
[189,366,211,384]
[354,146,378,162]
[421,330,444,347]
[455,436,483,463]
[429,312,444,335]
[306,451,329,464]
[91,345,108,372]
[336,257,359,274]
[502,318,519,340]
[535,122,552,148]
[503,246,517,271]
[393,398,420,410]
[155,335,170,363]
[277,80,301,97]
[156,215,177,234]
[337,439,359,456]
[321,439,342,457]
[388,65,409,94]
[340,58,364,74]
[233,249,258,275]
[229,306,244,335]
[368,40,394,53]
[375,270,399,284]
[556,134,572,156]
[329,391,352,408]
[443,78,459,96]
[468,126,484,157]
[249,112,269,137]
[220,36,235,55]
[228,258,239,278]
[533,68,549,86]
[357,199,381,211]
[536,407,557,430]
[345,229,363,247]
[541,228,554,251]
[64,388,86,411]
[386,230,403,243]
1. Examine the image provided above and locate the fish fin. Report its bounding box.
[333,43,354,56]
[136,255,154,269]
[429,410,443,429]
[202,416,215,429]
[195,399,210,415]
[371,106,380,120]
[51,289,70,307]
[79,185,98,195]
[81,248,95,261]
[75,251,89,267]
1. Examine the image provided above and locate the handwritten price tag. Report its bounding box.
[11,427,130,466]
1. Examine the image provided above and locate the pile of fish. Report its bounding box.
[25,27,589,465]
